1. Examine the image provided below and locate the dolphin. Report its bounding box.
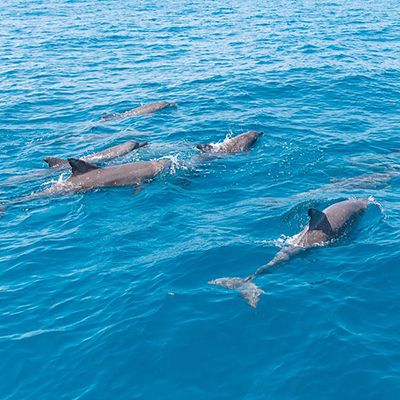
[196,131,263,154]
[101,101,177,121]
[44,140,148,169]
[209,198,370,308]
[8,158,171,206]
[64,158,170,191]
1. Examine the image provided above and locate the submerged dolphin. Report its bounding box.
[209,198,369,308]
[8,158,170,206]
[101,101,177,121]
[44,140,148,168]
[196,131,263,154]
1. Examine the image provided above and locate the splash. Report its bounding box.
[201,131,235,152]
[368,195,378,206]
[56,173,68,184]
[42,172,68,187]
[38,172,72,195]
[367,195,385,216]
[257,233,304,249]
[159,154,184,175]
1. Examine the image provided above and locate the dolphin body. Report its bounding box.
[101,101,177,122]
[9,158,170,206]
[61,158,170,191]
[209,198,369,308]
[44,140,148,169]
[196,131,263,153]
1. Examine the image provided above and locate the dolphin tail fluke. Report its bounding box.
[209,277,264,308]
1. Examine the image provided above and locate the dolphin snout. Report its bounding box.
[138,141,149,148]
[129,141,149,150]
[256,131,264,137]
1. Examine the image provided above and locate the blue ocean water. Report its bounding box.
[1,0,400,398]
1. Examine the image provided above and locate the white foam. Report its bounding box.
[257,232,304,249]
[159,154,185,174]
[204,132,235,152]
[367,195,385,216]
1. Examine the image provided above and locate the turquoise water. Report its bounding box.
[1,0,400,398]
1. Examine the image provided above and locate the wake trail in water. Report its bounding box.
[1,169,55,188]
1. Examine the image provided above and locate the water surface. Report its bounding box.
[1,0,400,399]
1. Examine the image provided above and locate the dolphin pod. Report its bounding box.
[44,140,148,169]
[101,101,177,122]
[3,130,262,208]
[209,198,370,307]
[2,99,382,310]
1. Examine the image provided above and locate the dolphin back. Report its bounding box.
[44,157,69,168]
[323,198,370,233]
[196,131,263,154]
[101,101,176,121]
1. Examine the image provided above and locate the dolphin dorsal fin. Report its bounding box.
[68,158,100,176]
[308,208,333,234]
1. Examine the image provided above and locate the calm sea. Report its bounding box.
[1,0,400,399]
